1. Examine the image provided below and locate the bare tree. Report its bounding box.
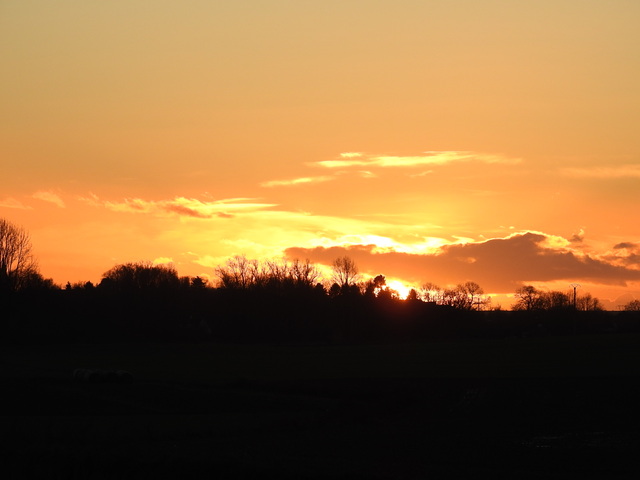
[331,256,360,289]
[420,282,442,303]
[459,281,486,310]
[0,218,39,292]
[513,285,543,311]
[623,299,640,312]
[215,255,323,292]
[538,290,571,310]
[576,292,603,311]
[289,258,321,288]
[215,255,260,289]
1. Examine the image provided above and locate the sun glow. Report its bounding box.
[386,280,415,300]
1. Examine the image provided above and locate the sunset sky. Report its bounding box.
[2,1,640,307]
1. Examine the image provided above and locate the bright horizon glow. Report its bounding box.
[386,280,415,300]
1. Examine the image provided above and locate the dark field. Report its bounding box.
[4,334,640,479]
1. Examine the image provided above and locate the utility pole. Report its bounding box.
[570,283,580,335]
[570,283,580,310]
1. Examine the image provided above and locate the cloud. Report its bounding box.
[312,151,521,169]
[32,191,65,208]
[409,170,434,178]
[358,171,377,179]
[163,204,210,218]
[570,228,585,243]
[561,164,640,179]
[0,197,32,210]
[261,175,335,188]
[606,242,640,268]
[285,232,640,293]
[80,195,276,218]
[261,170,379,188]
[191,254,228,269]
[614,242,637,250]
[152,257,174,265]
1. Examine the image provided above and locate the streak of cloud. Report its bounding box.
[409,170,434,177]
[163,204,210,218]
[32,191,65,208]
[0,197,32,210]
[79,195,276,218]
[358,171,377,178]
[561,164,640,179]
[260,176,335,188]
[312,151,521,169]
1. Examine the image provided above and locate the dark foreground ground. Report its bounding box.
[4,334,640,479]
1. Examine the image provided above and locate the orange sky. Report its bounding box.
[2,1,640,308]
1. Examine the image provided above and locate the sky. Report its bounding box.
[2,0,640,308]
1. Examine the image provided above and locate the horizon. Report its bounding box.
[2,1,639,309]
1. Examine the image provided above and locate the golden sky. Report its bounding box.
[2,1,640,307]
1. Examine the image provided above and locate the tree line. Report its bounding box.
[2,217,640,344]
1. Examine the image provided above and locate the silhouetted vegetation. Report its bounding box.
[2,250,637,345]
[4,220,640,479]
[513,285,603,312]
[0,218,55,293]
[3,218,638,345]
[623,299,640,311]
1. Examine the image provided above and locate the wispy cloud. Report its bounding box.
[152,257,174,265]
[312,151,521,169]
[561,164,640,179]
[0,197,32,210]
[79,195,277,219]
[409,170,434,178]
[32,191,65,208]
[358,170,377,179]
[261,175,335,188]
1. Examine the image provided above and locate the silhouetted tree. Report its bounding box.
[418,281,489,309]
[576,292,603,311]
[513,285,600,312]
[65,280,95,291]
[215,256,322,294]
[441,287,467,309]
[99,261,180,292]
[513,285,543,311]
[541,290,571,310]
[0,218,39,292]
[406,289,419,302]
[331,256,360,290]
[190,276,208,288]
[623,299,640,311]
[420,282,442,303]
[289,258,321,288]
[364,274,387,297]
[19,270,58,291]
[215,255,260,289]
[328,282,342,297]
[459,281,487,310]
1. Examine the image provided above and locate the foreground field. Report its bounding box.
[3,334,640,478]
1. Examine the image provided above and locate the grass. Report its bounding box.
[4,333,640,478]
[5,332,640,382]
